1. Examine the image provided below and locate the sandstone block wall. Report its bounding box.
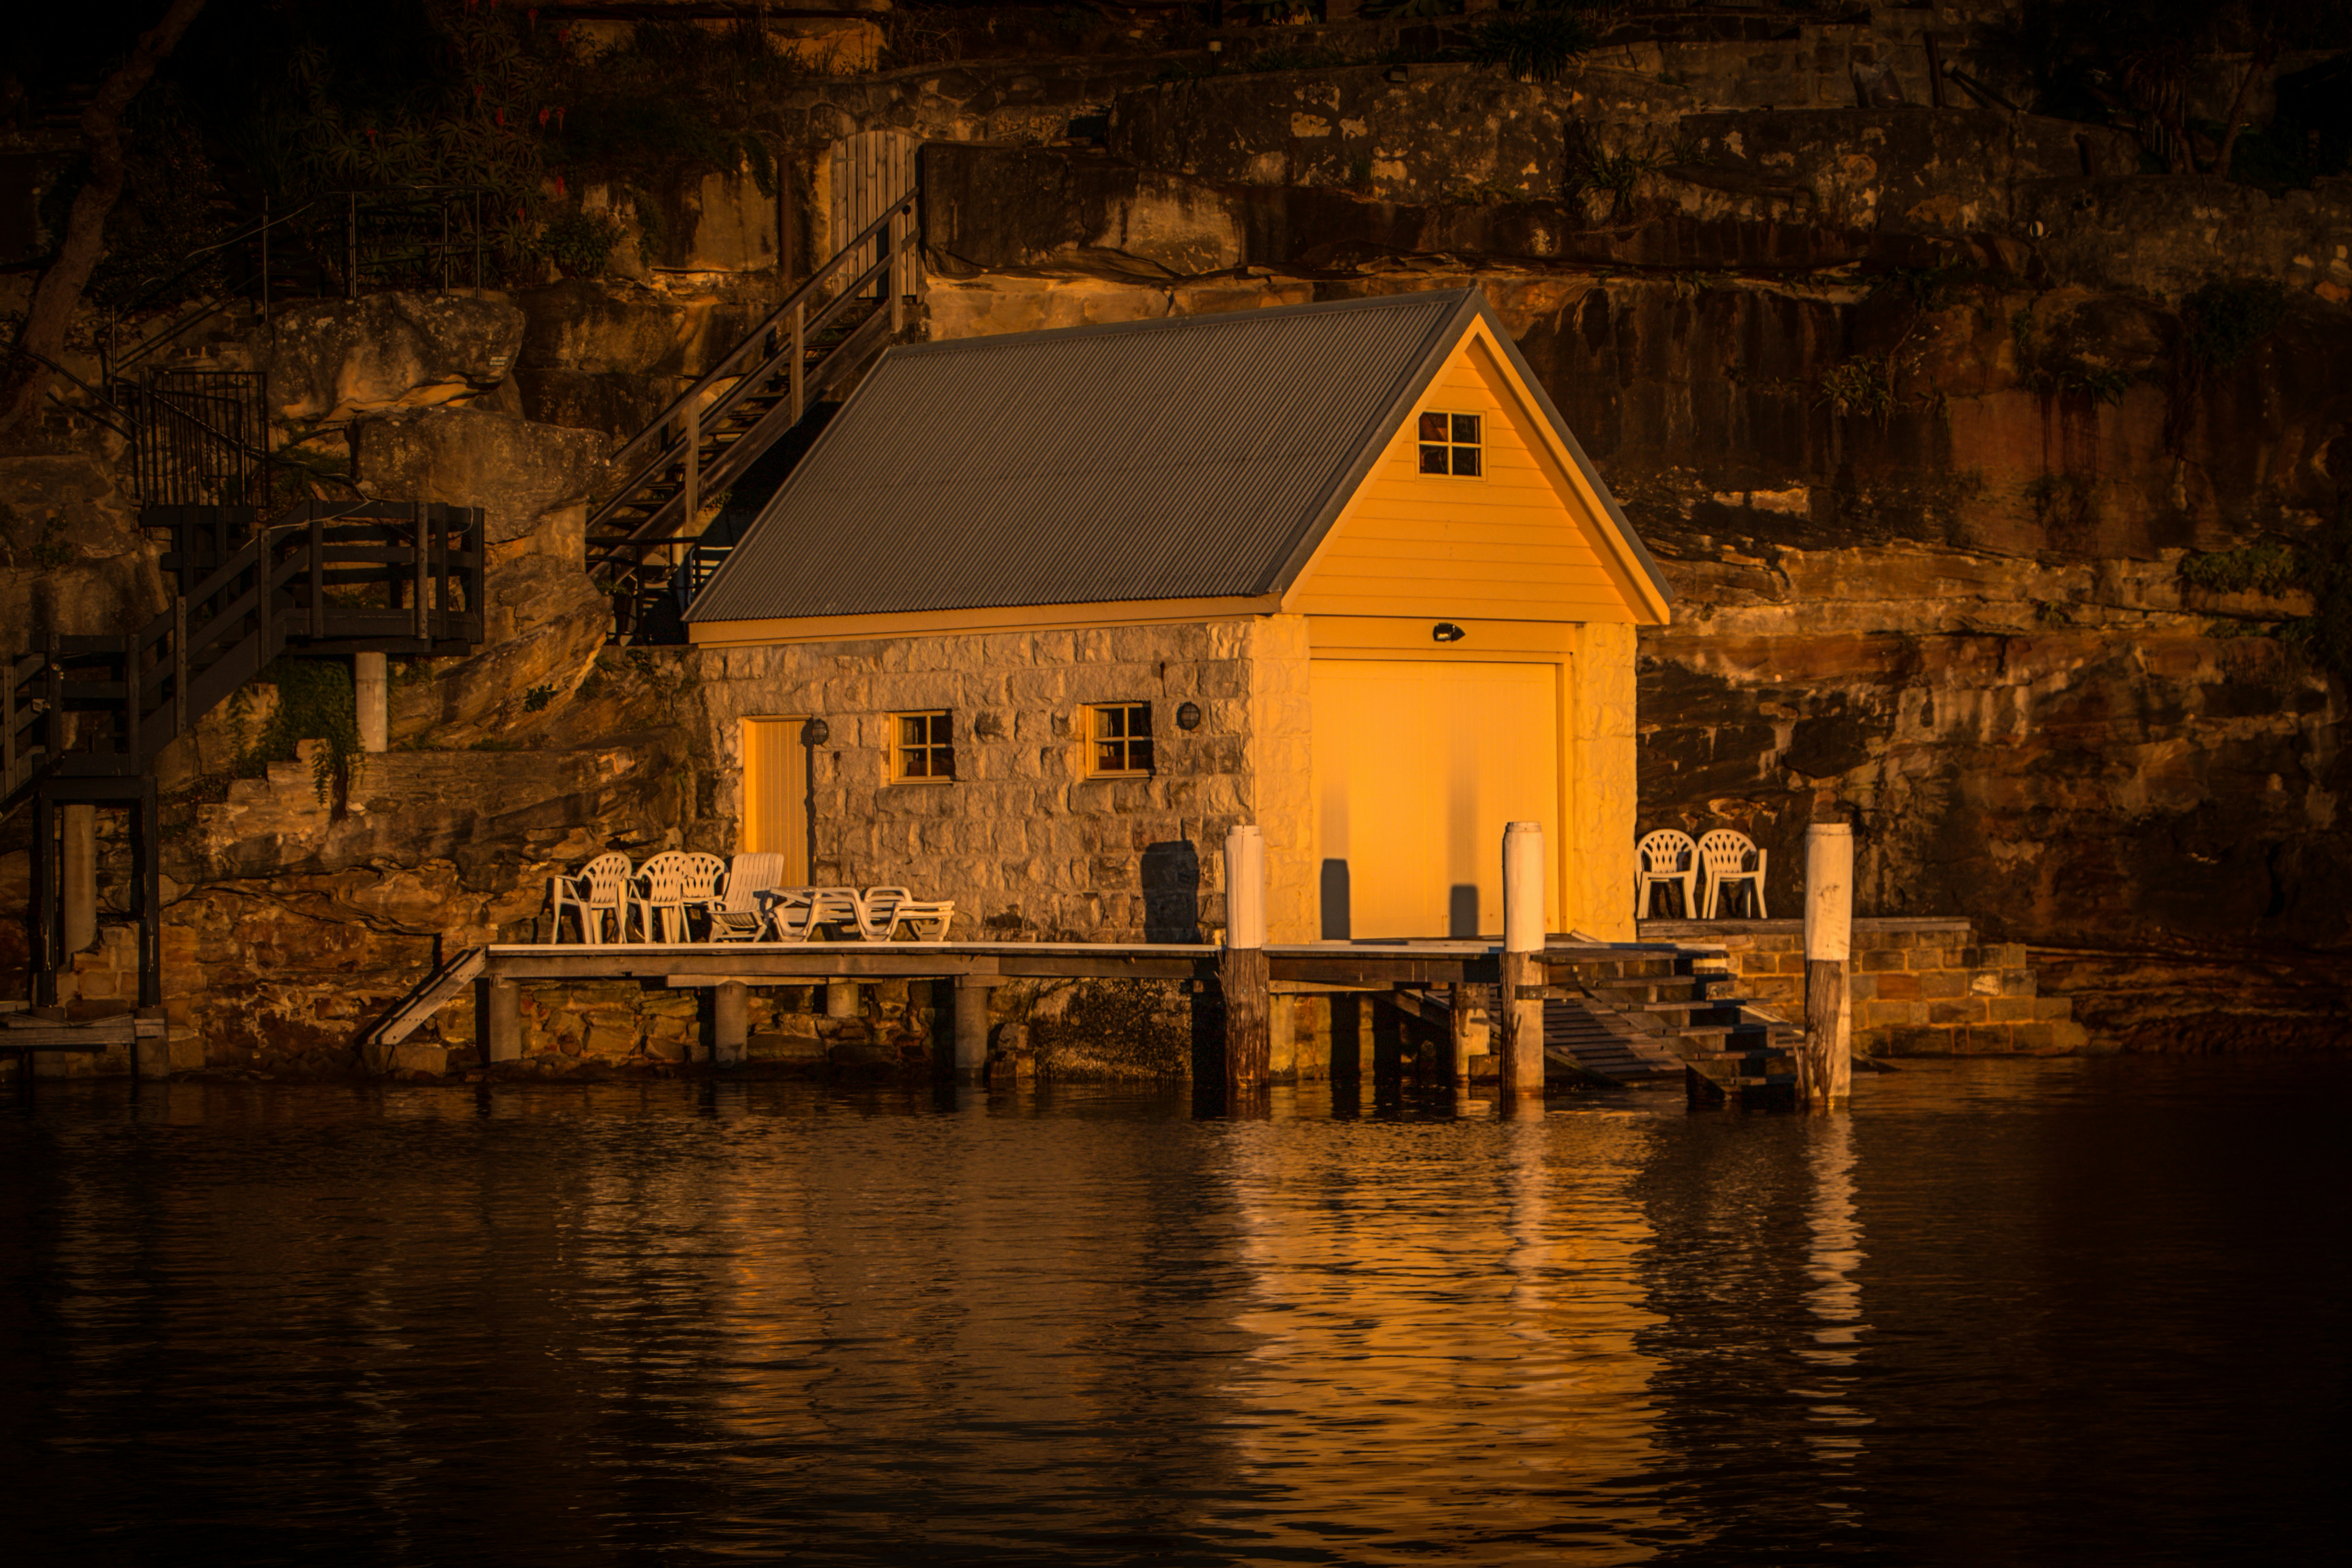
[1642,916,2091,1055]
[695,614,1309,942]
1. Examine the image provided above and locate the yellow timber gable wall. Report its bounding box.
[1279,318,1659,944]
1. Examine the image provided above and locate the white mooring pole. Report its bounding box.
[1222,824,1270,1092]
[1802,822,1854,1109]
[1500,821,1546,1103]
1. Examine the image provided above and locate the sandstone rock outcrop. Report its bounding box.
[265,292,525,424]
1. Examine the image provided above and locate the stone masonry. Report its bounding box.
[1639,916,2092,1055]
[693,612,1317,943]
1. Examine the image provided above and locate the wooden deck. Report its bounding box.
[365,936,1715,1059]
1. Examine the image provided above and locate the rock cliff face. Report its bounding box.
[7,3,2351,1069]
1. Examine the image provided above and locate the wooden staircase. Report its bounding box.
[1550,946,1802,1103]
[6,502,485,1008]
[1394,943,1800,1103]
[589,187,922,642]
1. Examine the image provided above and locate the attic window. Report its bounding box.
[1418,411,1482,477]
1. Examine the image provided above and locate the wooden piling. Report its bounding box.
[1498,821,1546,1101]
[61,803,96,958]
[952,977,995,1079]
[824,979,860,1021]
[1801,822,1854,1109]
[1448,982,1476,1085]
[484,978,521,1063]
[1222,825,1270,1092]
[713,981,748,1065]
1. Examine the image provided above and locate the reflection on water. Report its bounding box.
[1,1058,2344,1566]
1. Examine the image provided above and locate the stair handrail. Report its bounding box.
[604,187,917,478]
[585,250,896,564]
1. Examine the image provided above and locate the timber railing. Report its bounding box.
[588,185,922,642]
[3,502,483,802]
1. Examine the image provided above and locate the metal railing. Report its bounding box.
[591,186,922,630]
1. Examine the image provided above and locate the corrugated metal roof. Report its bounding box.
[686,289,1478,623]
[687,286,1677,626]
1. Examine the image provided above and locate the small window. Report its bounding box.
[1417,410,1482,477]
[1088,702,1154,777]
[891,711,954,781]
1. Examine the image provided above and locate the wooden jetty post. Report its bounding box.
[1500,820,1546,1101]
[1802,822,1854,1109]
[824,979,860,1021]
[1221,824,1271,1092]
[62,803,96,957]
[953,975,998,1079]
[1447,983,1477,1085]
[483,978,521,1063]
[713,981,749,1065]
[353,651,389,754]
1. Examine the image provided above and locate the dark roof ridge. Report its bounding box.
[883,287,1483,362]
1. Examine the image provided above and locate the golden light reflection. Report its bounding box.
[1799,1114,1871,1524]
[1215,1111,1682,1561]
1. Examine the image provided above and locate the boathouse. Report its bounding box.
[684,287,1672,943]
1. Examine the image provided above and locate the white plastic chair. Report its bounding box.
[627,850,719,943]
[1697,828,1769,919]
[773,887,860,942]
[856,886,956,942]
[1634,829,1698,921]
[547,852,632,944]
[707,852,791,942]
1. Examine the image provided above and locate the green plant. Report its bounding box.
[2182,277,2288,369]
[238,656,362,811]
[1816,357,1897,423]
[537,209,622,278]
[1563,124,1693,220]
[1868,259,1980,314]
[1468,10,1597,82]
[2162,276,2289,452]
[524,683,557,712]
[1447,177,1530,206]
[2180,541,2303,595]
[2025,472,2091,532]
[2011,305,2136,405]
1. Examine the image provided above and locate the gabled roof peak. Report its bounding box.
[686,285,1668,627]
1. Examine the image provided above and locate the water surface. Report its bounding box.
[2,1058,2342,1565]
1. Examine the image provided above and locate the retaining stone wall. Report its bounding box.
[1640,916,2092,1055]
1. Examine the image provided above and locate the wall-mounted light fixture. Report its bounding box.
[1432,622,1467,643]
[1176,701,1203,731]
[803,718,830,746]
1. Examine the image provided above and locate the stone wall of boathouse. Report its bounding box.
[692,613,1317,946]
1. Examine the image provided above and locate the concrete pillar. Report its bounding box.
[61,804,97,956]
[713,981,749,1066]
[1222,825,1270,1093]
[825,979,860,1021]
[484,978,521,1063]
[1802,822,1855,1109]
[354,651,389,754]
[1498,821,1547,1101]
[953,979,995,1078]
